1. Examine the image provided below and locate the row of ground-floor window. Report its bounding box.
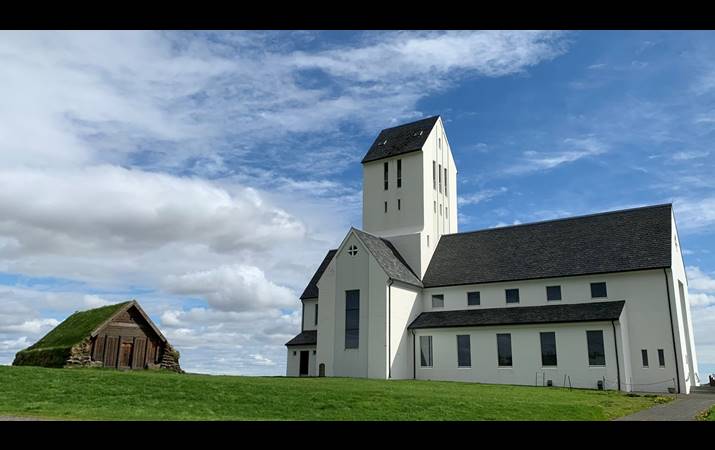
[412,324,679,393]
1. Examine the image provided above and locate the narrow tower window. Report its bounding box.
[384,162,388,190]
[438,164,442,193]
[398,199,401,210]
[432,161,436,190]
[384,201,387,213]
[444,167,448,196]
[397,159,402,188]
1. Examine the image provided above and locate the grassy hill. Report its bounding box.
[0,365,669,420]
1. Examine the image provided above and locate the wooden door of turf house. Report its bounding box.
[118,339,133,368]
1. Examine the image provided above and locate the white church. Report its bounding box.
[285,115,700,394]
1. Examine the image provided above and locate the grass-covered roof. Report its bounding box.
[27,301,132,351]
[13,301,132,368]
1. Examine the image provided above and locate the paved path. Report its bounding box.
[616,394,715,421]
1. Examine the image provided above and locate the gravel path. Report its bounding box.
[615,393,715,421]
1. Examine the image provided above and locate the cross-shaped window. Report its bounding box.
[348,245,358,256]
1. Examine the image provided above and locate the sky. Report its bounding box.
[0,30,714,379]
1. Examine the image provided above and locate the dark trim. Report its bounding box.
[388,279,393,379]
[361,148,423,165]
[663,268,681,394]
[423,266,670,290]
[300,302,305,332]
[409,317,619,330]
[611,320,621,391]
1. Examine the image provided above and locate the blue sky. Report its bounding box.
[0,30,713,379]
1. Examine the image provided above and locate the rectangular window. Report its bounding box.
[433,161,436,190]
[505,288,520,304]
[641,349,649,367]
[467,291,480,306]
[314,304,319,326]
[431,294,444,308]
[384,162,388,190]
[444,168,448,196]
[439,137,441,149]
[439,204,442,216]
[398,199,401,210]
[427,235,430,247]
[446,206,448,219]
[345,290,360,349]
[434,201,436,213]
[586,330,605,366]
[540,332,557,367]
[384,201,387,213]
[420,336,433,367]
[658,349,665,367]
[457,335,471,367]
[497,333,512,367]
[438,164,442,193]
[397,159,402,188]
[546,285,562,301]
[590,282,607,298]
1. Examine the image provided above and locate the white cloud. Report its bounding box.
[674,198,715,232]
[687,266,715,292]
[505,137,608,175]
[458,187,508,206]
[164,265,295,312]
[672,150,710,160]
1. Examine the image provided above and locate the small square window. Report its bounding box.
[591,282,607,298]
[293,351,296,356]
[506,289,520,304]
[467,291,480,306]
[432,294,444,308]
[546,286,562,301]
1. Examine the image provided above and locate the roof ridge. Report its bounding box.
[379,115,440,132]
[445,203,672,238]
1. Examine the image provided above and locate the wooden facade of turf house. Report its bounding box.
[13,300,182,372]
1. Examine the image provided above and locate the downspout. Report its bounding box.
[663,268,681,394]
[611,320,621,391]
[388,279,393,379]
[412,330,416,379]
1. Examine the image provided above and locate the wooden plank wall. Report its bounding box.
[90,305,165,370]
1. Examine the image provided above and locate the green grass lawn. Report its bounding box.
[0,365,669,421]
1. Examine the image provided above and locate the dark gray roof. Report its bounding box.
[352,228,423,288]
[423,204,673,288]
[300,249,337,300]
[285,330,317,346]
[408,300,626,329]
[361,116,439,164]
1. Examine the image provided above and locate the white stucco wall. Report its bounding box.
[316,256,336,376]
[421,269,681,393]
[301,299,318,331]
[414,321,619,390]
[389,282,422,379]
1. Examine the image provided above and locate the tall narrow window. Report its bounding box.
[658,349,665,367]
[431,294,444,308]
[427,235,430,247]
[432,161,436,190]
[345,290,360,349]
[497,333,512,367]
[586,330,605,366]
[457,335,471,367]
[434,201,436,213]
[384,201,387,213]
[397,159,402,188]
[444,168,448,196]
[314,304,319,326]
[540,332,557,367]
[439,137,442,149]
[398,199,401,210]
[439,204,442,216]
[446,207,448,219]
[506,288,520,304]
[384,162,388,190]
[641,349,649,367]
[420,336,433,367]
[438,164,442,193]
